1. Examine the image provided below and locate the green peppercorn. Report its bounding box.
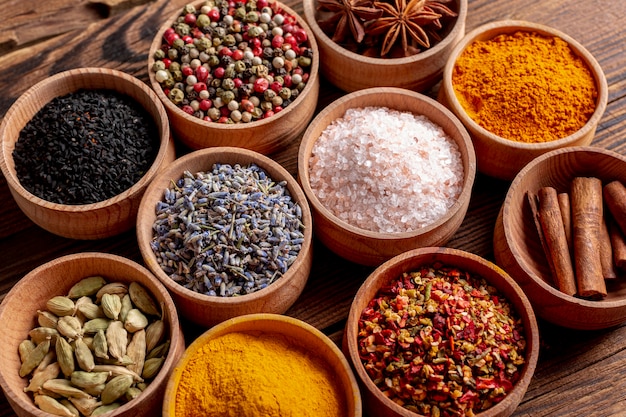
[245,11,258,23]
[169,62,181,73]
[260,101,273,111]
[272,96,283,107]
[171,70,183,82]
[168,48,179,60]
[173,38,185,50]
[221,91,235,104]
[195,37,212,51]
[152,61,166,72]
[235,7,246,19]
[223,34,236,46]
[183,4,196,14]
[196,14,211,28]
[163,78,176,89]
[234,61,246,73]
[298,56,312,67]
[279,87,291,100]
[252,107,263,119]
[168,88,185,104]
[263,89,276,101]
[153,49,165,60]
[207,108,221,121]
[222,78,236,90]
[175,22,191,36]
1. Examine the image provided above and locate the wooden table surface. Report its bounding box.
[1,0,626,415]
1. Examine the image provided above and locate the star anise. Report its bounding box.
[366,0,457,56]
[317,0,382,43]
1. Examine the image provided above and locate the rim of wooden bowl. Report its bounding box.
[344,247,540,417]
[495,146,626,329]
[297,87,476,263]
[440,19,608,152]
[0,67,175,239]
[136,147,313,326]
[162,313,362,417]
[0,252,185,417]
[302,0,468,65]
[146,0,320,150]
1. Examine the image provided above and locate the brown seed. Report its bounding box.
[19,339,51,378]
[106,321,127,361]
[128,282,160,317]
[101,374,133,405]
[68,276,108,299]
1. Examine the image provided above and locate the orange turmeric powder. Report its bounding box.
[452,31,597,143]
[174,331,346,417]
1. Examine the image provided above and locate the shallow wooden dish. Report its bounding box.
[302,0,467,93]
[163,313,362,417]
[297,87,476,266]
[147,0,320,154]
[438,20,608,180]
[0,67,176,240]
[344,247,540,417]
[494,146,626,330]
[0,252,185,417]
[136,147,313,327]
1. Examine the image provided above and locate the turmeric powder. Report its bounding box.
[452,31,597,143]
[174,331,346,417]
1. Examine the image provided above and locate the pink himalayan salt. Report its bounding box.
[309,106,464,233]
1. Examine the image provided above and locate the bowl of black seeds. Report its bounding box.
[0,67,176,239]
[136,146,313,327]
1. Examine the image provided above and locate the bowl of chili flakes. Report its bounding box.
[343,247,539,417]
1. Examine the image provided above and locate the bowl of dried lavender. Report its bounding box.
[136,146,313,328]
[0,67,176,240]
[344,247,540,417]
[147,0,320,154]
[0,252,185,417]
[297,87,476,266]
[302,0,467,92]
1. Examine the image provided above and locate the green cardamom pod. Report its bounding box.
[147,340,170,360]
[128,282,160,317]
[91,365,143,382]
[76,299,104,320]
[144,320,165,352]
[46,296,76,317]
[93,329,109,360]
[95,283,128,303]
[59,399,80,417]
[42,378,91,399]
[83,383,106,397]
[74,338,95,372]
[19,339,51,377]
[70,371,110,389]
[68,276,107,299]
[124,309,148,333]
[34,394,75,417]
[119,294,133,323]
[124,386,143,402]
[18,339,36,363]
[126,330,146,376]
[101,374,133,405]
[24,362,60,393]
[141,357,165,380]
[37,310,59,329]
[29,327,60,345]
[68,397,103,416]
[55,337,75,378]
[92,402,121,416]
[57,316,83,340]
[105,321,127,361]
[82,318,111,334]
[101,293,122,320]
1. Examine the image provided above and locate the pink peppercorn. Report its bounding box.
[218,116,229,123]
[199,99,212,111]
[257,0,268,8]
[162,58,172,69]
[219,47,232,57]
[182,105,194,115]
[184,13,197,25]
[213,67,225,78]
[193,82,207,93]
[233,78,243,88]
[264,110,275,118]
[270,81,283,93]
[183,35,194,44]
[208,9,220,21]
[182,66,194,77]
[232,49,244,61]
[272,36,284,48]
[195,66,209,82]
[294,28,308,43]
[253,78,269,93]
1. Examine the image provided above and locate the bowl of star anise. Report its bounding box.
[302,0,467,93]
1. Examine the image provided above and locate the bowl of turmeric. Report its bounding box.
[163,313,362,417]
[438,20,608,180]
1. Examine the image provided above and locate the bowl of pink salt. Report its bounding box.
[438,20,608,181]
[163,313,362,417]
[297,87,476,267]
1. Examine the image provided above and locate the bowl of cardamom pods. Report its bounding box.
[302,0,467,92]
[0,252,185,417]
[438,20,608,180]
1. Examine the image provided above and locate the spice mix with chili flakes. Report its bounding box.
[357,264,526,417]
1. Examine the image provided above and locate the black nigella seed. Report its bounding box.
[13,89,160,205]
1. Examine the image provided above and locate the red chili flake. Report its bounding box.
[357,263,527,417]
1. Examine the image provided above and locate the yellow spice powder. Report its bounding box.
[174,331,346,417]
[452,31,597,143]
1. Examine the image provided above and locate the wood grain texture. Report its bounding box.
[1,0,626,416]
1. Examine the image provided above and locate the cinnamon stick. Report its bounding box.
[537,187,577,295]
[571,177,606,298]
[599,215,617,279]
[608,216,626,269]
[527,190,556,285]
[557,192,572,251]
[604,180,626,236]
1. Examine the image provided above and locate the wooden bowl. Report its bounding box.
[163,313,362,417]
[302,0,467,93]
[297,87,476,266]
[494,146,626,330]
[136,147,313,327]
[147,0,320,154]
[438,20,608,180]
[344,247,540,417]
[0,252,185,417]
[0,67,176,240]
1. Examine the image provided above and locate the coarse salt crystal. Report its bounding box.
[309,106,464,233]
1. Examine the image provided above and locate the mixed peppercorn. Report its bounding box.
[151,0,313,123]
[358,264,527,417]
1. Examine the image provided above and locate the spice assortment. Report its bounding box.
[357,263,527,417]
[13,89,159,205]
[18,276,170,416]
[528,179,626,299]
[308,106,463,233]
[452,31,597,143]
[150,163,305,296]
[151,0,313,123]
[174,331,346,417]
[316,0,458,57]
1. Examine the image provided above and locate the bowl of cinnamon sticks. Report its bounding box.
[494,146,626,330]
